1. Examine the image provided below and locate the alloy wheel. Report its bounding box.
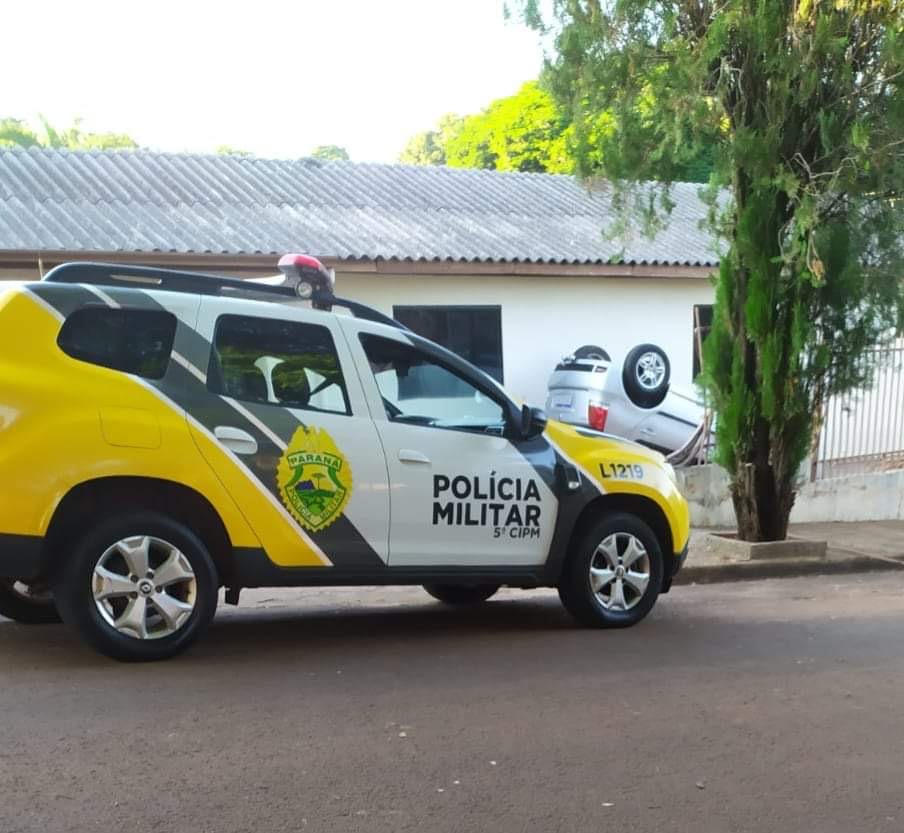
[635,351,667,391]
[589,532,651,611]
[92,535,197,640]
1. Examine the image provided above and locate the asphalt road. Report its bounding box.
[2,573,904,833]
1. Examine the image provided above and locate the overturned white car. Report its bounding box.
[545,344,706,456]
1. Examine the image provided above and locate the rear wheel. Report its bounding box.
[573,344,611,362]
[0,580,61,624]
[52,513,218,662]
[622,343,670,408]
[423,584,500,605]
[558,513,663,628]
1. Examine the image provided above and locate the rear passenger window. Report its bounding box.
[57,307,176,380]
[209,315,350,416]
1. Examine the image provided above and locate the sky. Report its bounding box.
[3,0,548,162]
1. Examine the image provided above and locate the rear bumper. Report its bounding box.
[0,534,46,580]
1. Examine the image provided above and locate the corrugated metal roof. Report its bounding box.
[0,147,722,267]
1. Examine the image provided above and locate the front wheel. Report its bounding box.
[423,584,500,605]
[558,513,663,628]
[52,513,219,662]
[0,580,61,624]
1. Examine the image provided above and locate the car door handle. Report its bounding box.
[398,449,431,464]
[214,426,259,456]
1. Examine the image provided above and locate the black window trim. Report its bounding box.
[56,304,177,381]
[392,304,505,385]
[208,312,352,417]
[359,331,520,437]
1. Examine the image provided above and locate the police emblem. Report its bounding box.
[277,426,353,532]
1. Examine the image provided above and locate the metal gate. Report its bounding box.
[812,341,904,480]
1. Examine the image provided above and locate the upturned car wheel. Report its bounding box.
[0,579,61,624]
[423,584,500,605]
[573,344,612,362]
[622,343,671,408]
[52,513,218,662]
[558,513,663,628]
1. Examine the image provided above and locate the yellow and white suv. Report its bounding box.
[0,256,689,661]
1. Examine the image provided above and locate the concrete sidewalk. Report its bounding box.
[676,520,904,585]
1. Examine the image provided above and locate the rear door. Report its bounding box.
[188,299,391,570]
[343,320,558,568]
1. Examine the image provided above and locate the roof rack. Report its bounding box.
[42,261,406,331]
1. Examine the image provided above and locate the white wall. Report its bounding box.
[337,271,715,407]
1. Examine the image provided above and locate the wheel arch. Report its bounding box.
[44,477,235,585]
[562,492,675,580]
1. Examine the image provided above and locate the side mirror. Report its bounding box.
[520,404,548,439]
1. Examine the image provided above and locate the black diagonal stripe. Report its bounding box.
[155,363,386,570]
[28,283,106,319]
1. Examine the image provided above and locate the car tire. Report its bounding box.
[423,583,500,605]
[52,512,219,662]
[622,343,670,408]
[0,580,61,625]
[558,512,663,628]
[573,344,612,362]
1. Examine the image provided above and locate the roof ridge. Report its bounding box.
[0,146,712,188]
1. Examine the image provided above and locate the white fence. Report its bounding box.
[812,341,904,480]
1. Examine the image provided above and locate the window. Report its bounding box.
[57,307,176,380]
[693,304,713,379]
[360,334,506,434]
[393,306,504,383]
[209,315,350,415]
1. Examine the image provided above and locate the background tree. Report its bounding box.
[401,79,715,179]
[444,81,572,173]
[216,145,251,156]
[399,114,465,166]
[0,115,138,150]
[310,144,350,161]
[521,0,904,540]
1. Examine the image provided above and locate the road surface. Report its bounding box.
[2,573,903,833]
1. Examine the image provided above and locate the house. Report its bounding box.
[0,147,718,407]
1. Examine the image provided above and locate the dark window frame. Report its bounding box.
[57,306,177,380]
[359,332,511,437]
[208,313,352,417]
[392,304,504,385]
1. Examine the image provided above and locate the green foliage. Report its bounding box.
[520,0,904,540]
[0,115,138,150]
[216,145,251,156]
[400,79,715,180]
[445,81,573,173]
[310,145,350,162]
[0,118,39,148]
[399,114,465,166]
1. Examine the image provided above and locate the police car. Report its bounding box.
[0,256,690,661]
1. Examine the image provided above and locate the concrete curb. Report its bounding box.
[674,551,904,586]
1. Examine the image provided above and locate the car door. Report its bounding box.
[188,299,391,569]
[343,321,558,568]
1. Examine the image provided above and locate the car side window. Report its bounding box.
[209,314,350,416]
[360,334,506,434]
[57,307,177,380]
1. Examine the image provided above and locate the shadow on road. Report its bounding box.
[0,594,587,669]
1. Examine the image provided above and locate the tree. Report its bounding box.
[521,0,904,541]
[400,80,715,179]
[216,145,251,156]
[400,114,465,166]
[444,81,573,173]
[0,115,138,150]
[310,145,350,162]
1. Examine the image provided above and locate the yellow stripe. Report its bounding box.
[545,421,690,552]
[0,291,327,567]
